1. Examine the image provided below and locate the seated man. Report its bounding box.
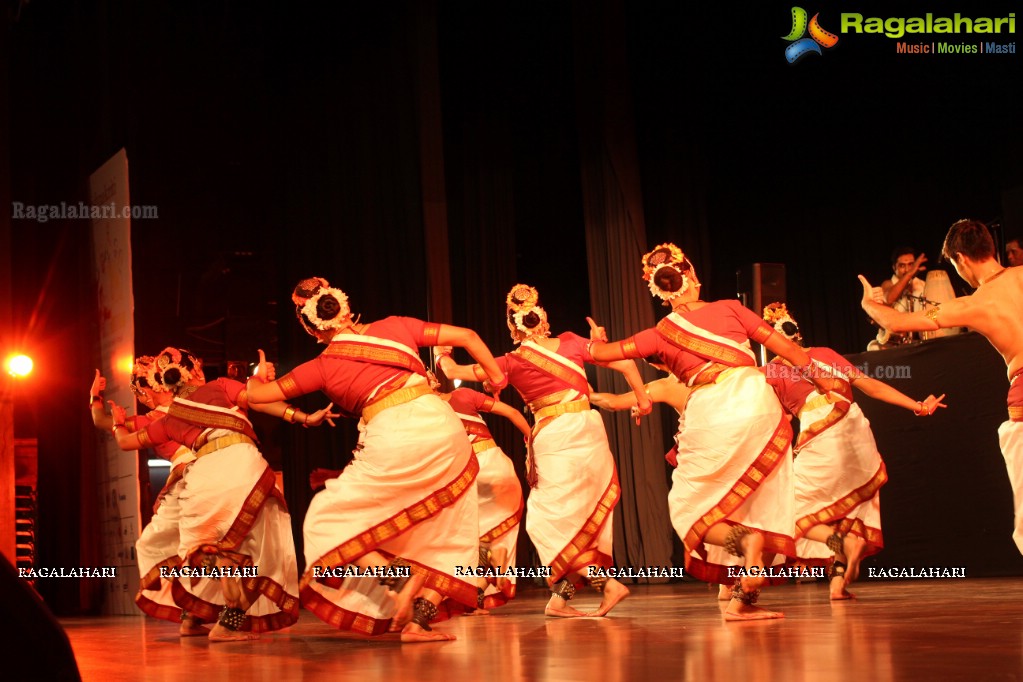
[867,246,927,350]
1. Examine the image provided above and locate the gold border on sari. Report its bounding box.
[169,401,252,434]
[656,317,755,368]
[682,415,795,559]
[795,463,888,537]
[513,345,590,395]
[480,499,524,544]
[548,473,620,583]
[322,341,425,374]
[301,455,480,585]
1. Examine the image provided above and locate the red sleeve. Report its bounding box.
[618,328,661,360]
[813,347,864,380]
[422,321,442,346]
[477,355,509,380]
[276,359,324,399]
[392,316,431,346]
[137,419,170,448]
[472,389,496,414]
[726,300,775,343]
[216,377,245,403]
[560,332,592,364]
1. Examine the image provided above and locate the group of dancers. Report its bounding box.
[90,232,975,642]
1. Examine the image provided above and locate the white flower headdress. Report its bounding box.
[293,276,352,332]
[642,243,692,301]
[506,284,551,344]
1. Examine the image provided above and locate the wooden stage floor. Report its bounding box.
[61,578,1023,681]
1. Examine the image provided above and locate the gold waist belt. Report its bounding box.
[799,393,835,419]
[362,384,434,423]
[170,450,197,467]
[195,434,256,459]
[533,398,590,421]
[472,438,498,453]
[684,362,732,388]
[1010,406,1023,422]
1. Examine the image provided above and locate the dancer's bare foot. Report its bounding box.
[467,607,490,616]
[724,602,784,621]
[717,584,732,601]
[843,535,866,582]
[544,594,586,618]
[587,578,630,617]
[829,585,855,600]
[208,623,260,642]
[179,616,210,636]
[389,571,427,628]
[400,622,456,643]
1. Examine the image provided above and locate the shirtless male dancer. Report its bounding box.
[859,218,1023,554]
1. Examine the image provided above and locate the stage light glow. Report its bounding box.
[5,354,34,377]
[120,355,135,375]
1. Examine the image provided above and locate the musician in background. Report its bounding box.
[882,246,928,311]
[868,247,927,350]
[1005,235,1023,268]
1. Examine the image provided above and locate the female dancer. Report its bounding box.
[437,284,651,618]
[588,243,833,620]
[761,303,945,598]
[245,277,507,643]
[110,347,335,641]
[439,381,530,610]
[90,357,215,635]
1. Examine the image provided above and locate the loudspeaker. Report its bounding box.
[750,263,786,315]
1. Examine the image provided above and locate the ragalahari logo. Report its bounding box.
[783,7,839,63]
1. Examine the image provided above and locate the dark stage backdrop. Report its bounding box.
[5,0,1021,613]
[847,332,1023,577]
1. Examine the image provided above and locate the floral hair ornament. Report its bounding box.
[505,283,551,344]
[763,302,802,345]
[150,347,196,392]
[293,276,352,332]
[641,243,691,301]
[130,355,161,395]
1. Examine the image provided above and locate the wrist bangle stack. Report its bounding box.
[283,406,297,423]
[112,423,125,434]
[914,401,926,416]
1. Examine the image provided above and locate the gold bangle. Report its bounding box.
[283,406,297,423]
[112,424,125,434]
[925,306,940,323]
[472,364,488,382]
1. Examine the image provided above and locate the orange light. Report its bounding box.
[120,355,135,376]
[5,354,34,378]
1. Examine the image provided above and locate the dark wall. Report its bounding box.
[847,333,1023,576]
